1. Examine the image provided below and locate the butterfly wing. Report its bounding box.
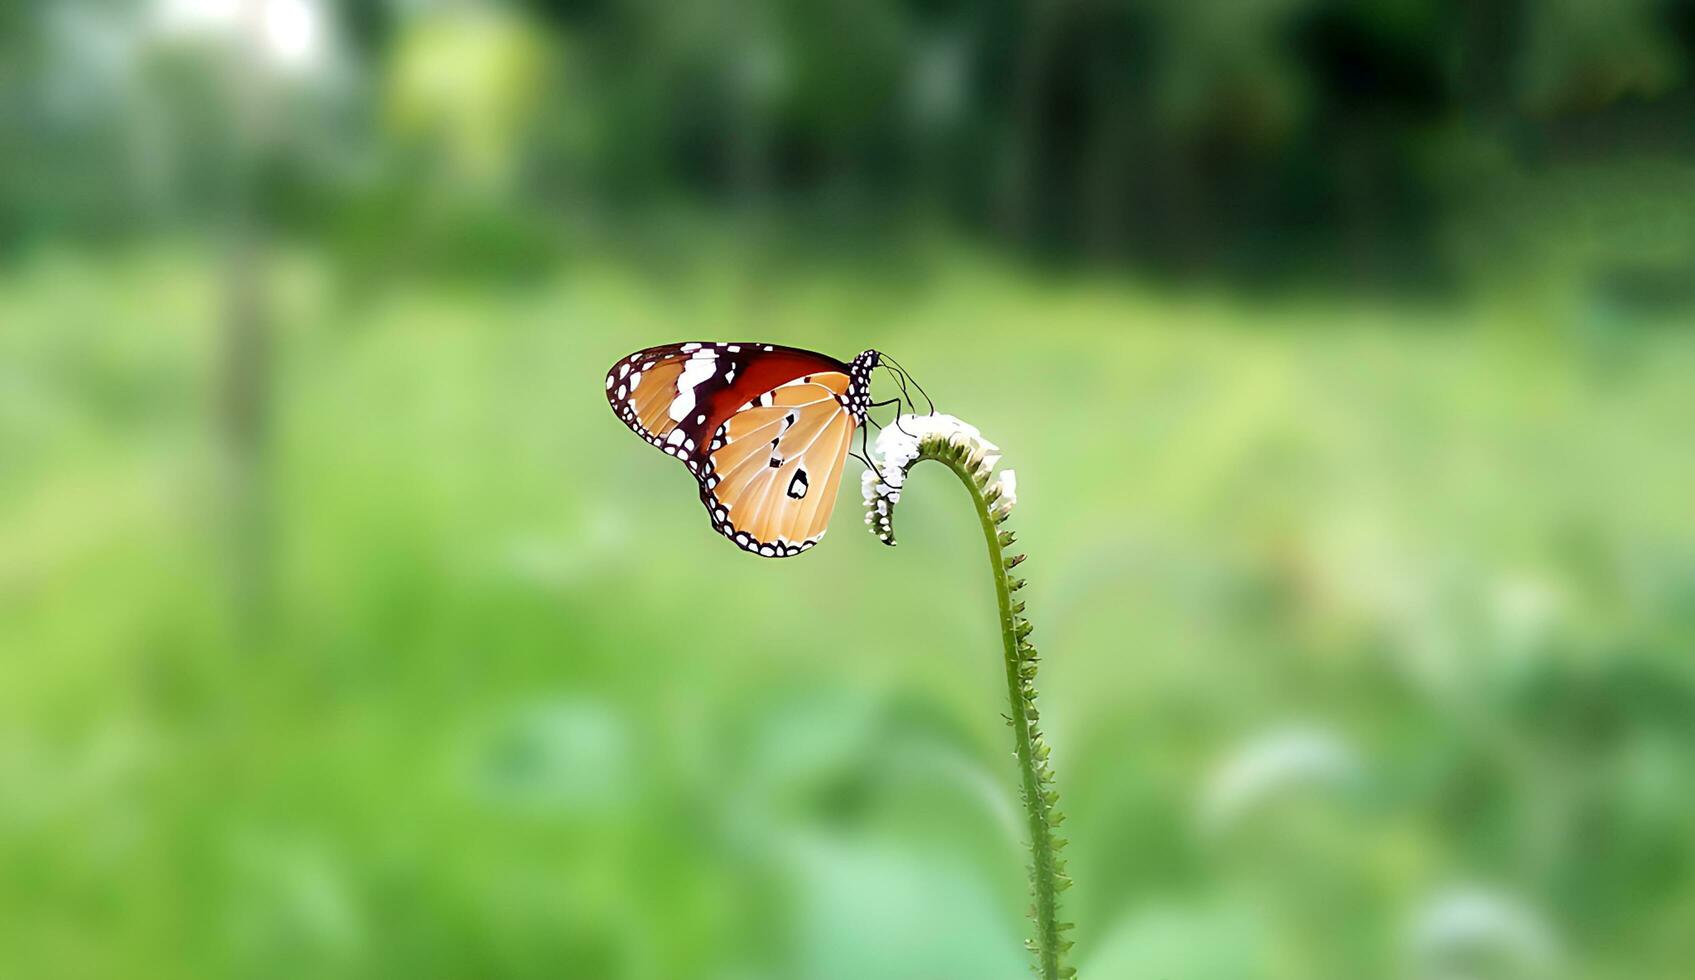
[698,375,857,557]
[604,343,716,470]
[606,342,861,557]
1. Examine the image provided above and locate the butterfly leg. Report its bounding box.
[850,417,877,473]
[866,397,903,432]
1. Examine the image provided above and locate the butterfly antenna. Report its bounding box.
[889,367,919,426]
[877,365,918,437]
[882,354,936,416]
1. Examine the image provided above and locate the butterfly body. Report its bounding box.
[606,342,881,557]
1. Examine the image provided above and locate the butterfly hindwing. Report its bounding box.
[699,376,856,556]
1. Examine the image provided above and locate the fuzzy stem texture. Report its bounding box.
[865,424,1072,979]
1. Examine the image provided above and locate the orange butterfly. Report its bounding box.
[605,342,887,557]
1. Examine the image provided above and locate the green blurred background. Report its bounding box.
[6,2,1695,978]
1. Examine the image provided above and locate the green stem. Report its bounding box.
[919,451,1069,980]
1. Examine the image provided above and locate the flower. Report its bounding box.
[1407,885,1560,975]
[1198,726,1358,836]
[864,414,1016,546]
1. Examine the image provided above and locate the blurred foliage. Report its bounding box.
[5,1,1695,978]
[5,244,1695,978]
[7,0,1695,292]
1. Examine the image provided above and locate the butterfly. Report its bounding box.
[605,341,925,557]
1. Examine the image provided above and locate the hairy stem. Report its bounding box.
[919,450,1070,980]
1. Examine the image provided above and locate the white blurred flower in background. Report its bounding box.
[1408,884,1562,980]
[1198,725,1359,837]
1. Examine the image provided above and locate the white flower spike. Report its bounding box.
[865,413,1016,545]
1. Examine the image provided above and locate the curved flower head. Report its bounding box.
[864,414,1017,546]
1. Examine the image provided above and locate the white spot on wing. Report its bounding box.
[669,354,719,421]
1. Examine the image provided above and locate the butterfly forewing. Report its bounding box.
[605,343,721,467]
[627,357,690,438]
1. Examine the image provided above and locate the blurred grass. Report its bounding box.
[4,242,1695,978]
